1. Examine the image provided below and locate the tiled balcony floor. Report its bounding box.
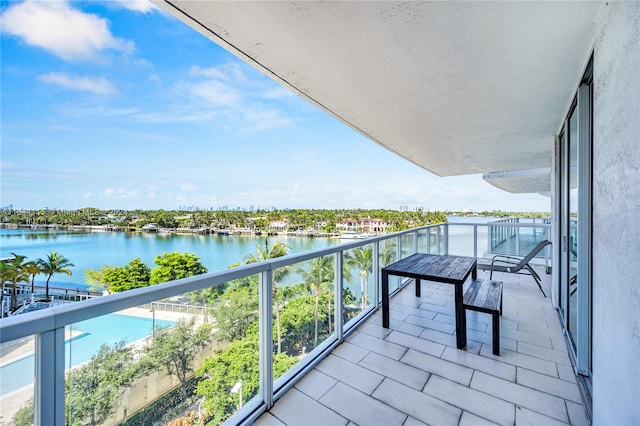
[255,269,590,426]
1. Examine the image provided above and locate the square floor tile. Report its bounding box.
[470,371,568,423]
[332,340,370,364]
[253,412,286,426]
[373,378,461,425]
[316,354,383,394]
[441,346,516,382]
[295,369,338,401]
[566,401,590,426]
[517,367,582,403]
[320,381,406,426]
[359,351,430,390]
[423,375,515,426]
[348,330,407,360]
[515,406,569,426]
[402,348,473,386]
[270,388,347,426]
[385,330,446,358]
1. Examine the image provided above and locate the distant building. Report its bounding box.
[269,219,289,231]
[337,217,389,234]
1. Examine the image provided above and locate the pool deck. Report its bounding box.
[0,308,181,367]
[0,307,195,424]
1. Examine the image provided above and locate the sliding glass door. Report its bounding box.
[558,58,592,376]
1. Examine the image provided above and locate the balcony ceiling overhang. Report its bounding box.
[483,168,551,196]
[155,1,602,193]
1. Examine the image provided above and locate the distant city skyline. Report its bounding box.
[0,0,550,212]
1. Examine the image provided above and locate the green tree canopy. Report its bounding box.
[103,258,151,293]
[244,240,291,353]
[143,317,213,398]
[211,285,258,343]
[150,252,207,285]
[196,328,297,424]
[65,341,142,426]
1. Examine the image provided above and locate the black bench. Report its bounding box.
[463,279,503,355]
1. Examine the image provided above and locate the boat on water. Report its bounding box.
[338,231,370,240]
[217,229,234,235]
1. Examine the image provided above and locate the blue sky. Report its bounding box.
[0,0,550,212]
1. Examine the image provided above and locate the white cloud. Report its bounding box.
[176,62,296,131]
[180,80,241,108]
[261,87,295,100]
[111,0,157,13]
[100,187,141,199]
[190,64,247,83]
[244,108,293,130]
[0,0,133,61]
[39,72,117,95]
[180,182,196,192]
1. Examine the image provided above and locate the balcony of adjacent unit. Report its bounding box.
[0,220,587,426]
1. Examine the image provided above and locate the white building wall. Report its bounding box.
[592,2,640,424]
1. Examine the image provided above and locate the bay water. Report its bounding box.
[0,216,499,289]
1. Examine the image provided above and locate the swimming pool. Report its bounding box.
[1,313,175,396]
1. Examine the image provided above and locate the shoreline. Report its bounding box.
[0,223,346,238]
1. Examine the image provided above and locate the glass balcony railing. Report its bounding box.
[0,221,550,425]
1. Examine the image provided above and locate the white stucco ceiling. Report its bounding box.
[154,1,602,193]
[483,168,551,196]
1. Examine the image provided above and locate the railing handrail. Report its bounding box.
[0,223,445,343]
[0,221,551,343]
[449,221,550,228]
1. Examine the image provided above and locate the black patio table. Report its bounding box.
[381,253,477,350]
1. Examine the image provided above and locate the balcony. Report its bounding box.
[255,268,588,426]
[0,221,587,426]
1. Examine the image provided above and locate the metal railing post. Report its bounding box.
[413,230,418,254]
[443,224,449,255]
[373,241,380,305]
[35,328,65,426]
[545,227,551,272]
[259,269,274,409]
[335,252,343,342]
[473,225,478,258]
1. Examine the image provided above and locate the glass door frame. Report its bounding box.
[557,57,592,377]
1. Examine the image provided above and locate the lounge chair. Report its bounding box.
[477,240,551,297]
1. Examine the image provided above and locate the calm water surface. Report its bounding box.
[0,216,505,288]
[0,229,338,287]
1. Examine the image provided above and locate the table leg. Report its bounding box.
[415,278,421,297]
[454,283,467,349]
[382,270,390,328]
[472,263,477,280]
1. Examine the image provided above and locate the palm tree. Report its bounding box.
[245,239,291,353]
[0,254,30,315]
[300,256,334,347]
[37,252,74,302]
[346,246,373,310]
[380,240,397,267]
[0,263,12,317]
[23,260,41,303]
